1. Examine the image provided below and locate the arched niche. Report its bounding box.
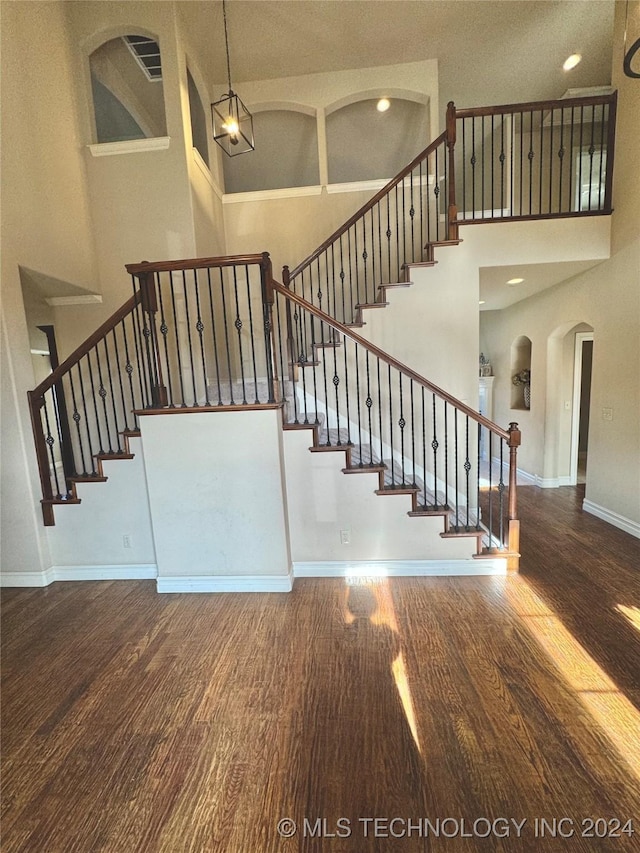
[89,33,167,143]
[222,107,320,193]
[326,97,429,184]
[510,335,532,410]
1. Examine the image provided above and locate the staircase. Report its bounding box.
[26,93,618,577]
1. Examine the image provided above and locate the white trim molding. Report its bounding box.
[536,475,573,489]
[88,137,170,157]
[45,295,102,307]
[223,185,322,204]
[582,500,640,539]
[293,559,507,578]
[0,564,157,587]
[191,148,223,199]
[156,573,293,593]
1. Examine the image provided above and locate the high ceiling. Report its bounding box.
[179,1,615,109]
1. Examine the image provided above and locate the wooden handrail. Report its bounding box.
[288,131,447,279]
[126,253,267,276]
[455,92,616,119]
[274,281,510,440]
[31,291,142,399]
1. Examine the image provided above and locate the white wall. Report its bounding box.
[283,429,474,562]
[140,410,292,588]
[1,1,99,579]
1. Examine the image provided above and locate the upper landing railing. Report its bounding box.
[286,92,617,325]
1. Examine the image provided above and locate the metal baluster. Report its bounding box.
[476,422,481,531]
[354,341,362,458]
[331,324,341,443]
[464,415,471,531]
[243,265,260,403]
[93,345,113,453]
[131,296,151,407]
[462,118,466,219]
[491,113,495,215]
[443,401,449,509]
[434,146,440,240]
[231,265,247,405]
[410,379,416,487]
[558,107,565,213]
[519,112,524,216]
[319,317,330,440]
[528,111,534,215]
[548,107,554,213]
[488,431,494,548]
[76,361,97,474]
[471,117,476,218]
[155,275,173,407]
[377,356,383,467]
[370,208,376,296]
[386,193,392,284]
[419,159,425,253]
[339,237,347,325]
[192,269,211,406]
[588,104,596,210]
[274,294,288,409]
[68,368,88,475]
[421,387,427,506]
[481,115,485,219]
[295,302,309,423]
[499,441,505,547]
[169,273,187,407]
[180,270,199,406]
[388,365,394,487]
[85,350,106,454]
[42,395,63,498]
[500,112,505,216]
[578,106,584,211]
[102,337,122,450]
[365,351,373,466]
[331,244,338,324]
[123,314,142,426]
[347,229,355,314]
[598,103,606,209]
[219,268,235,405]
[454,409,459,530]
[205,269,223,406]
[398,374,405,486]
[569,106,576,212]
[539,109,544,215]
[432,394,439,508]
[112,324,130,432]
[362,215,369,306]
[343,333,351,443]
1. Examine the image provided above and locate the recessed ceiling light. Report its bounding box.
[507,277,525,285]
[479,300,486,305]
[563,53,582,71]
[377,98,391,112]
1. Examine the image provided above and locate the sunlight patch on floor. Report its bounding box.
[507,578,640,780]
[616,604,640,635]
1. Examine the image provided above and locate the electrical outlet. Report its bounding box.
[123,534,132,549]
[602,407,613,422]
[340,529,351,545]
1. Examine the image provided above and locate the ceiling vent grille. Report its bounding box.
[123,36,162,81]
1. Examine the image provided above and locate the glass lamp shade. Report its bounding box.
[211,91,254,156]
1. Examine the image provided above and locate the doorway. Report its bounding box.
[570,332,594,485]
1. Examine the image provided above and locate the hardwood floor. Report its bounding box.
[2,486,639,852]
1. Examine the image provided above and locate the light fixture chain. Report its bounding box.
[222,0,233,92]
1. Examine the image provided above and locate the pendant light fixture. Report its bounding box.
[211,0,254,156]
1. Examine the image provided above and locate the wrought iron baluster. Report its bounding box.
[123,314,142,426]
[111,327,129,432]
[365,351,373,466]
[180,270,199,406]
[410,379,415,487]
[598,103,606,209]
[131,296,151,407]
[443,402,449,510]
[588,104,596,211]
[548,107,554,213]
[499,441,505,547]
[476,422,481,531]
[491,113,495,215]
[205,268,223,406]
[342,332,351,443]
[243,265,260,403]
[354,341,362,457]
[398,373,405,486]
[569,106,576,212]
[76,360,97,474]
[68,368,88,475]
[454,408,459,530]
[539,109,544,215]
[218,268,235,405]
[421,387,427,507]
[331,326,341,443]
[578,106,584,211]
[432,393,439,508]
[168,273,187,407]
[85,349,106,454]
[102,336,122,449]
[471,116,476,218]
[231,265,247,405]
[388,364,394,487]
[42,395,63,498]
[192,269,211,406]
[558,107,565,213]
[481,115,485,220]
[488,431,494,548]
[464,415,471,531]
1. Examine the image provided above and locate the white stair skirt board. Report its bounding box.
[294,559,508,578]
[583,500,640,540]
[156,574,294,593]
[0,565,157,587]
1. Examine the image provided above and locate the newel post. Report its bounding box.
[507,422,521,571]
[27,390,56,525]
[137,267,168,408]
[446,101,459,242]
[260,252,277,403]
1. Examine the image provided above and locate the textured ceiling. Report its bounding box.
[179,1,615,108]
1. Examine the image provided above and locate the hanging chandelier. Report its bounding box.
[211,0,255,156]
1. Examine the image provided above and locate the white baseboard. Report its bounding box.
[156,573,294,593]
[293,559,507,578]
[536,475,572,488]
[0,565,157,587]
[582,500,640,539]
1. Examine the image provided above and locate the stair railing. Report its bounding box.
[273,282,521,565]
[28,291,147,525]
[284,103,459,327]
[454,92,617,222]
[125,253,277,411]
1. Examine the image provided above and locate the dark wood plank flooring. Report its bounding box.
[2,485,640,852]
